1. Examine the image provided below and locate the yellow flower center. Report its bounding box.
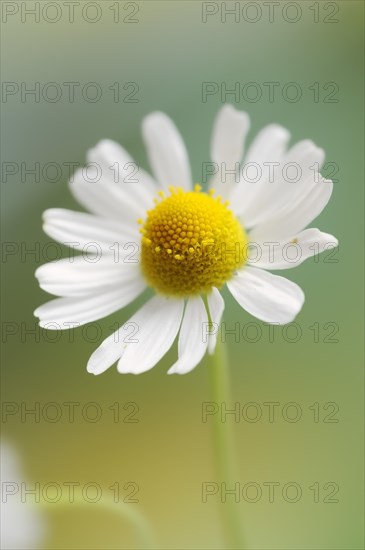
[140,185,248,297]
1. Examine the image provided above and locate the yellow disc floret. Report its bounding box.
[140,185,248,296]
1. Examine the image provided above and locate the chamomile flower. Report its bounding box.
[34,105,338,375]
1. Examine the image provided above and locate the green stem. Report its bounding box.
[39,494,155,549]
[207,336,245,549]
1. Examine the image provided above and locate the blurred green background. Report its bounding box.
[1,1,364,548]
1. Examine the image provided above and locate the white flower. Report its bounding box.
[0,441,47,549]
[34,106,338,375]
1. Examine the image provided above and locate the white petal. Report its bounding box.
[69,140,157,222]
[42,208,139,251]
[86,139,157,200]
[88,296,187,376]
[239,140,325,228]
[86,139,128,175]
[168,296,208,375]
[69,168,146,222]
[209,105,250,199]
[229,124,290,218]
[35,257,142,297]
[142,112,192,191]
[248,228,338,270]
[206,287,225,355]
[244,124,290,166]
[227,266,305,324]
[87,315,142,376]
[34,280,145,329]
[248,176,333,243]
[117,295,184,374]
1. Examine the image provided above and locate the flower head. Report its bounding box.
[34,106,338,375]
[140,185,248,296]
